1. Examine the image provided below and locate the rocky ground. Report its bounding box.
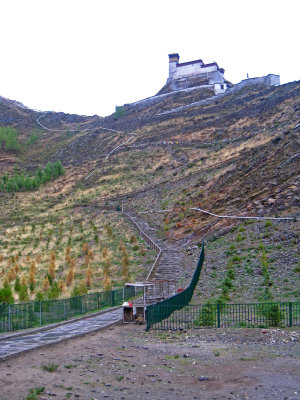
[1,323,299,400]
[182,219,300,304]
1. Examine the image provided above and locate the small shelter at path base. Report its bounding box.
[122,280,178,323]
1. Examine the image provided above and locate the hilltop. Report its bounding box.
[0,78,299,303]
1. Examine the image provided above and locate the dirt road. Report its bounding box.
[0,324,299,400]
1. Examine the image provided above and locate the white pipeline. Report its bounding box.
[139,207,297,221]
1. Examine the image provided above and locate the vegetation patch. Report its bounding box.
[41,362,59,372]
[0,161,64,192]
[0,126,20,151]
[0,211,154,302]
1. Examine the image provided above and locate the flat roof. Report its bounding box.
[177,60,219,69]
[177,58,203,67]
[125,282,154,287]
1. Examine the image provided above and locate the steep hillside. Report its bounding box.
[0,80,299,303]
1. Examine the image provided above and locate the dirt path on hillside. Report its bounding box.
[0,324,299,400]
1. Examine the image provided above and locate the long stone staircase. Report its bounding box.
[123,210,183,283]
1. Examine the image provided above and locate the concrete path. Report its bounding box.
[0,308,122,360]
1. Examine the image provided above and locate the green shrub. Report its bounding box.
[217,293,230,303]
[265,220,272,228]
[35,291,45,301]
[71,283,88,297]
[235,234,245,242]
[0,286,14,304]
[27,134,39,145]
[194,302,216,327]
[19,284,29,302]
[222,277,233,290]
[187,162,196,168]
[0,161,64,192]
[260,303,284,326]
[0,126,20,151]
[14,276,21,292]
[41,362,58,372]
[258,287,273,301]
[226,243,236,255]
[262,260,269,274]
[25,387,45,400]
[226,269,235,280]
[47,282,61,300]
[45,273,53,286]
[29,281,35,293]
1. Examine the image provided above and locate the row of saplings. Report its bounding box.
[0,237,135,305]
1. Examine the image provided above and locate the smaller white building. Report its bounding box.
[167,53,227,95]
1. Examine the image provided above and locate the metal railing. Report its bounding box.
[122,209,162,280]
[146,301,300,330]
[0,286,138,333]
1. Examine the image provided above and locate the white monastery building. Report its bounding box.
[167,53,227,95]
[128,53,280,111]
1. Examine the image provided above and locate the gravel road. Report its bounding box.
[0,323,299,400]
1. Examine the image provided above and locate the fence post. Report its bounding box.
[289,302,292,327]
[81,296,83,314]
[63,299,66,320]
[111,291,115,306]
[8,304,11,332]
[217,304,220,328]
[39,301,42,326]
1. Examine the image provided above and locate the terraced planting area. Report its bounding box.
[0,208,155,302]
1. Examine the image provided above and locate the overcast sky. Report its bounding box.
[0,0,299,117]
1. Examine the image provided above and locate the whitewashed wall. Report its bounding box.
[214,83,227,95]
[174,63,202,78]
[173,63,217,79]
[169,62,177,79]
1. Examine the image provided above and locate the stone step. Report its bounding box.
[125,211,184,285]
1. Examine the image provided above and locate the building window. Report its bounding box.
[220,84,224,89]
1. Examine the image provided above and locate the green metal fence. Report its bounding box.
[146,302,300,330]
[0,286,137,332]
[146,244,205,331]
